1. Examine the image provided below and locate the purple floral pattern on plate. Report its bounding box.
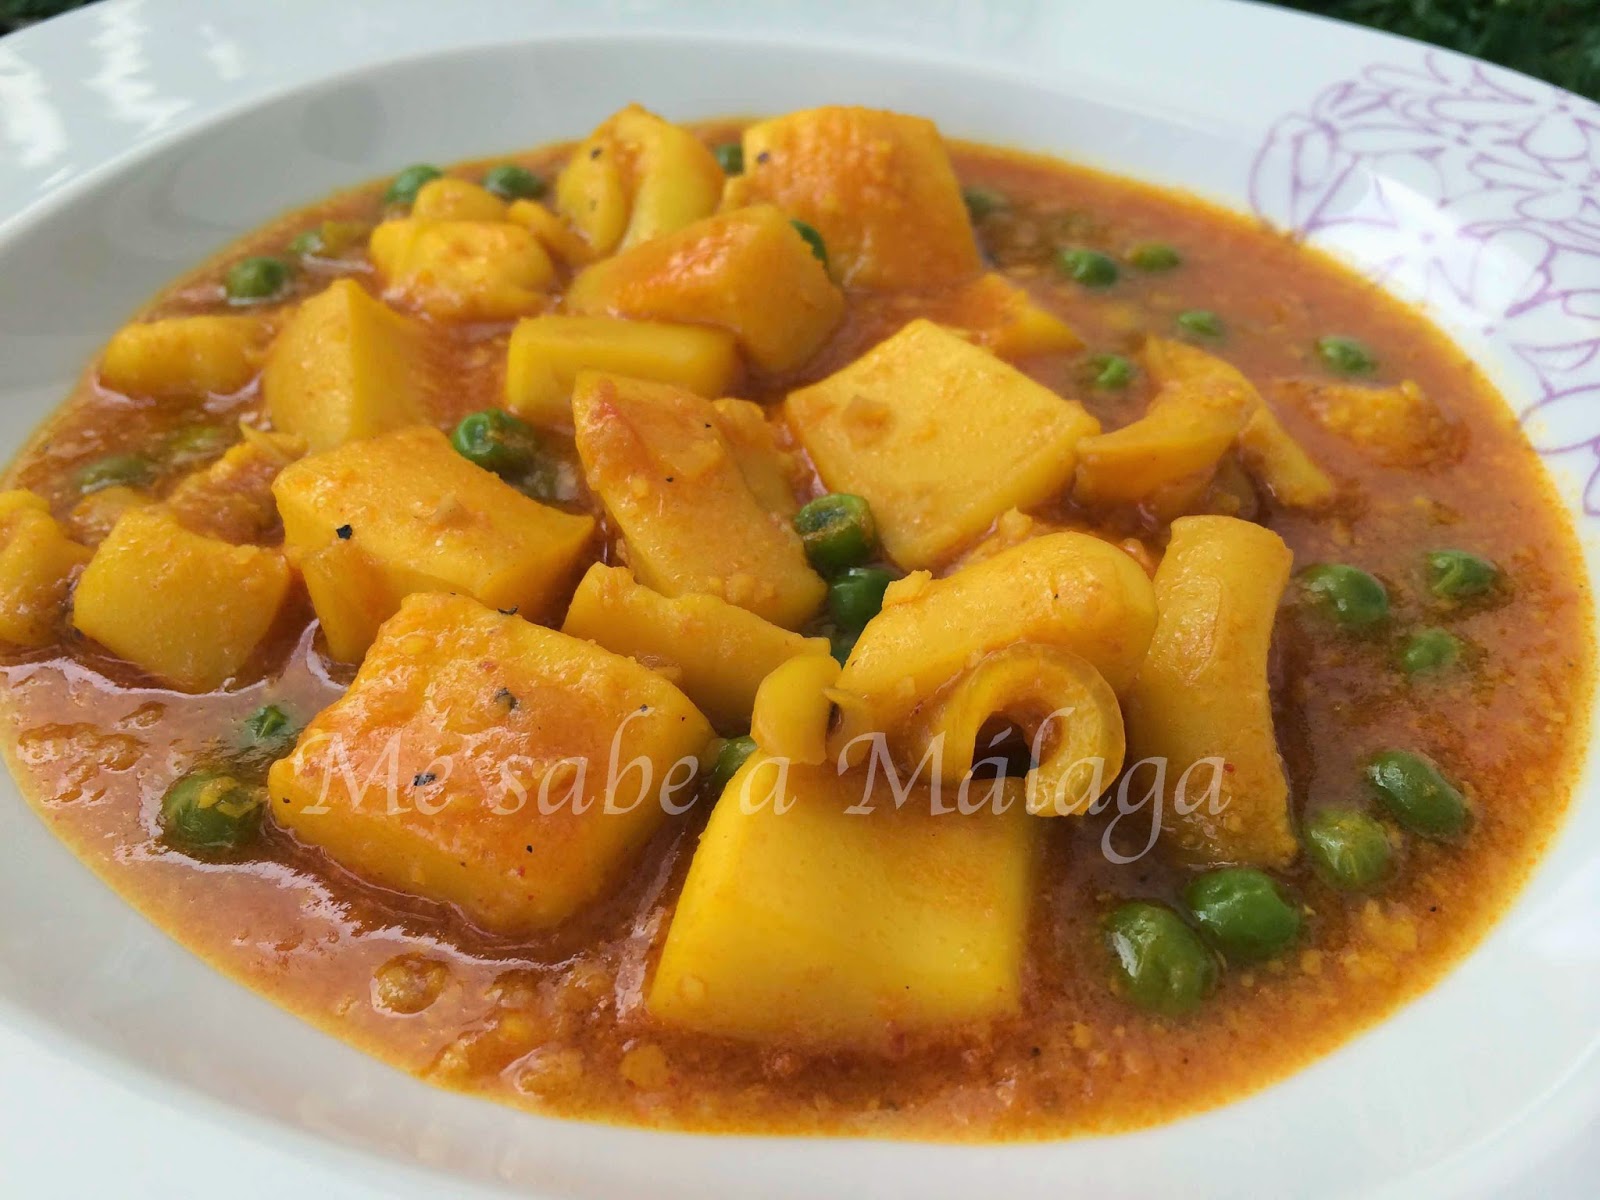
[1250,51,1600,513]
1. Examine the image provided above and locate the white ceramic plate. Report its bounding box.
[2,1,1598,1196]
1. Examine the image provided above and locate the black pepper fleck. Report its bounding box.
[589,146,602,159]
[755,151,770,164]
[498,606,519,616]
[494,687,519,711]
[413,771,437,787]
[335,524,353,540]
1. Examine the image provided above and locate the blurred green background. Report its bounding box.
[1,0,1596,101]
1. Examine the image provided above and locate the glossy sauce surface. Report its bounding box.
[1,124,1590,1138]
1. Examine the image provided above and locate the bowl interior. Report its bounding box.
[2,27,1598,1200]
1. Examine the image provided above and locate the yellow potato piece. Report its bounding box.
[503,314,740,429]
[1124,514,1297,867]
[0,490,91,648]
[648,754,1038,1051]
[269,593,712,936]
[557,104,724,256]
[561,563,829,734]
[1278,376,1450,466]
[832,531,1156,753]
[566,204,844,373]
[101,314,274,399]
[410,177,508,222]
[909,644,1126,817]
[262,279,435,452]
[273,425,595,662]
[369,218,555,322]
[725,106,981,290]
[71,507,290,691]
[750,652,841,766]
[709,397,799,517]
[572,373,824,629]
[786,319,1100,569]
[1074,340,1254,516]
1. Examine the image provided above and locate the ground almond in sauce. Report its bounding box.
[0,120,1591,1139]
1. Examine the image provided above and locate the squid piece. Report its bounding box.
[1073,339,1254,516]
[830,532,1157,754]
[750,652,842,766]
[909,644,1126,816]
[556,104,724,256]
[1124,515,1298,867]
[1145,338,1335,508]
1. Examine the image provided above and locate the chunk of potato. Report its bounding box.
[561,563,829,734]
[273,425,595,662]
[1143,339,1333,508]
[1277,376,1451,466]
[101,314,274,399]
[649,754,1038,1052]
[269,592,712,935]
[72,507,290,690]
[410,177,508,222]
[566,205,844,373]
[1124,515,1297,867]
[931,273,1083,359]
[786,319,1100,569]
[1074,339,1254,517]
[165,426,306,543]
[709,397,799,517]
[724,106,980,290]
[556,104,724,256]
[369,219,555,321]
[0,490,91,647]
[831,532,1156,753]
[572,373,824,628]
[262,279,435,452]
[503,315,740,429]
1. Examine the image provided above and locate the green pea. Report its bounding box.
[385,164,443,206]
[793,493,877,576]
[1176,309,1225,339]
[1315,335,1377,375]
[482,163,545,200]
[1089,353,1134,389]
[1303,808,1393,891]
[706,735,757,795]
[1300,563,1389,630]
[1183,868,1301,961]
[1398,627,1462,675]
[167,424,230,463]
[1104,901,1217,1016]
[713,143,744,175]
[242,703,295,747]
[1365,750,1470,839]
[1056,247,1119,288]
[1426,549,1499,600]
[288,229,322,256]
[791,220,828,269]
[76,453,154,495]
[961,186,1006,221]
[224,256,291,303]
[830,628,859,666]
[828,567,896,632]
[159,771,264,855]
[1128,242,1182,271]
[450,410,540,477]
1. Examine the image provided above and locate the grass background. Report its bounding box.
[1,0,1597,99]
